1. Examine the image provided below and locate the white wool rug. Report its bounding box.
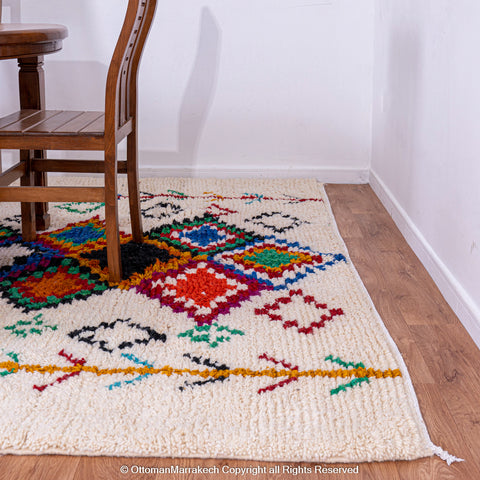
[0,177,459,462]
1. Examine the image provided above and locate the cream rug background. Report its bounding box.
[0,177,459,462]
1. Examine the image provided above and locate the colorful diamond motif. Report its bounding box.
[78,240,192,288]
[36,218,186,287]
[181,224,226,248]
[148,214,263,256]
[36,217,115,256]
[0,247,62,282]
[51,223,105,246]
[0,225,21,247]
[81,241,174,280]
[239,248,305,275]
[0,256,108,312]
[212,236,347,290]
[136,260,270,325]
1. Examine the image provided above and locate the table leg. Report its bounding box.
[18,55,50,231]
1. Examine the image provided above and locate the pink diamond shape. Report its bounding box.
[255,289,344,334]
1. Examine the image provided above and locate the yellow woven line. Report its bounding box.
[0,362,402,380]
[202,191,225,201]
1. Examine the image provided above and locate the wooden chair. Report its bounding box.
[0,0,157,282]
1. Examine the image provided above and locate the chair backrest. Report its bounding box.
[105,0,157,139]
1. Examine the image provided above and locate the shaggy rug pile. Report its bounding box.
[0,177,453,462]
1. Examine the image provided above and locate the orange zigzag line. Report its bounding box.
[0,362,402,380]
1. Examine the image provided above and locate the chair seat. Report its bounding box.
[0,110,106,150]
[0,109,104,135]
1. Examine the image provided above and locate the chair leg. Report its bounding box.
[20,151,36,242]
[105,147,122,282]
[127,129,143,243]
[34,152,50,231]
[18,56,50,231]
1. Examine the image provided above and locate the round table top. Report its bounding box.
[0,23,68,60]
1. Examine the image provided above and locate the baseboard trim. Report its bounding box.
[137,165,370,184]
[369,170,480,350]
[3,150,370,184]
[0,151,370,183]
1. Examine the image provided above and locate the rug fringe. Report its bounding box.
[430,443,464,465]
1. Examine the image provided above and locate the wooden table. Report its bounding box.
[0,23,68,230]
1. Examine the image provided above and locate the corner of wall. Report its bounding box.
[369,169,480,350]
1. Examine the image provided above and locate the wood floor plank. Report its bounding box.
[410,324,480,387]
[414,383,480,478]
[0,455,80,480]
[326,184,480,480]
[1,184,478,480]
[0,456,38,480]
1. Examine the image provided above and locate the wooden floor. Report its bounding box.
[1,184,479,480]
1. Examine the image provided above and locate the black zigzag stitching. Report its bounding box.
[245,211,309,233]
[68,318,166,353]
[179,353,229,391]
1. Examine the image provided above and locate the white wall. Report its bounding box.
[371,0,480,346]
[0,0,375,180]
[2,0,478,345]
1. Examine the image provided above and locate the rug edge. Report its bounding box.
[320,182,461,464]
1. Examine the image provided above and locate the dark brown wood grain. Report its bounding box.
[0,186,105,202]
[32,159,128,174]
[0,23,67,60]
[0,23,67,44]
